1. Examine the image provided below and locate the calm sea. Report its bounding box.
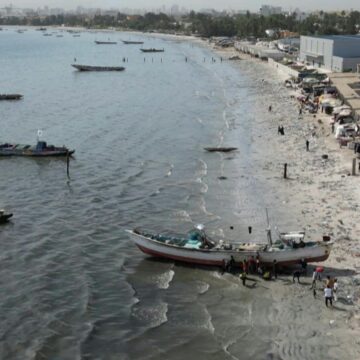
[0,28,352,360]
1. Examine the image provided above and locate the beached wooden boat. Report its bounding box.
[95,40,117,44]
[140,48,164,53]
[0,94,23,100]
[0,141,74,157]
[0,210,13,224]
[204,147,238,152]
[71,64,125,72]
[122,40,144,44]
[127,227,332,267]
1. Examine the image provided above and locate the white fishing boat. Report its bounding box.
[127,224,332,267]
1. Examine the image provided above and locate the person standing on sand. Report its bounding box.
[324,286,333,307]
[255,254,260,274]
[326,275,334,289]
[240,272,246,286]
[242,259,248,274]
[306,140,310,152]
[311,269,320,289]
[268,105,272,112]
[301,258,307,274]
[333,278,338,301]
[272,259,277,279]
[293,270,301,283]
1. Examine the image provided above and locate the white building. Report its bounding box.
[300,35,360,72]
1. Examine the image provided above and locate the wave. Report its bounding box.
[202,304,215,334]
[154,269,175,289]
[132,301,169,329]
[166,164,174,177]
[174,210,192,222]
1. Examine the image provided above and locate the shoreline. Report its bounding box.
[208,44,360,269]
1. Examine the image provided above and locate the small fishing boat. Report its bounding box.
[0,140,74,157]
[127,225,332,267]
[95,40,117,44]
[71,64,125,72]
[122,40,144,44]
[0,209,13,224]
[140,48,164,53]
[204,147,238,152]
[0,94,23,100]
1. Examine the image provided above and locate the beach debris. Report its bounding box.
[322,154,329,160]
[218,176,227,180]
[329,320,335,325]
[228,55,240,60]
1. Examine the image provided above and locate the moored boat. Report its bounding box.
[0,140,74,157]
[0,94,23,100]
[140,48,164,53]
[122,40,144,44]
[0,210,13,223]
[71,64,125,72]
[204,147,238,152]
[127,226,332,267]
[95,40,117,44]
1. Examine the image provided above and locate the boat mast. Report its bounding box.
[266,208,273,246]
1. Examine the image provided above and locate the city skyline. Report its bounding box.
[1,0,360,12]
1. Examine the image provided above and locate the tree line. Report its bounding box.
[1,10,360,38]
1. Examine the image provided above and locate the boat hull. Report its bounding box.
[72,64,125,72]
[95,41,117,44]
[128,231,332,267]
[0,213,12,223]
[123,41,144,44]
[0,148,74,157]
[140,49,164,53]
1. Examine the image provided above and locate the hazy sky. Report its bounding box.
[2,0,360,11]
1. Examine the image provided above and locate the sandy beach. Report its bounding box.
[81,28,360,355]
[138,32,360,357]
[209,43,360,354]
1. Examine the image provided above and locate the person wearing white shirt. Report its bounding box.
[324,286,333,307]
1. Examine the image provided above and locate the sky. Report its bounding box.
[2,0,360,12]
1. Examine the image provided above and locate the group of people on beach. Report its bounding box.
[311,269,339,307]
[223,257,338,307]
[223,255,276,286]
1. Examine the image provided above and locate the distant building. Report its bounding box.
[300,35,360,72]
[260,5,282,16]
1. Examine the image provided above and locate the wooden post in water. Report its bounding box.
[283,163,287,179]
[66,151,70,179]
[352,158,356,175]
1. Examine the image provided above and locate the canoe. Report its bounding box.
[0,94,23,100]
[204,147,238,152]
[127,227,332,267]
[0,141,74,157]
[72,64,125,72]
[95,40,117,44]
[122,40,144,44]
[140,48,164,53]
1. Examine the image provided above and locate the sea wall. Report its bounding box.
[268,58,299,78]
